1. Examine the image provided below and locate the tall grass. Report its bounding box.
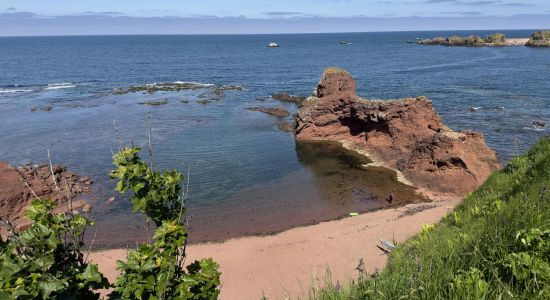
[313,138,550,299]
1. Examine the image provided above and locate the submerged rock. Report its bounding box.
[30,106,53,112]
[277,120,297,132]
[138,99,168,106]
[196,99,213,105]
[295,67,500,198]
[113,82,243,95]
[247,106,290,117]
[0,162,91,228]
[272,93,307,105]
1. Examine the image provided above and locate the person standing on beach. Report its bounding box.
[386,192,394,204]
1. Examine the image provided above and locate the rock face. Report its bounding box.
[0,162,91,228]
[296,68,500,198]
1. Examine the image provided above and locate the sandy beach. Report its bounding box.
[89,196,459,299]
[505,38,529,46]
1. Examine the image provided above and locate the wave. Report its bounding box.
[46,83,76,90]
[523,127,546,132]
[171,81,215,88]
[0,88,34,94]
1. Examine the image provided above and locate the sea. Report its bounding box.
[0,30,548,247]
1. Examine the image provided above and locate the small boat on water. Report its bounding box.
[267,42,280,48]
[339,41,352,45]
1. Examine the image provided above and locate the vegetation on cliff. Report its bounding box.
[526,30,550,47]
[313,138,550,299]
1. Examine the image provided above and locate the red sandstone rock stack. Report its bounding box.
[296,67,500,198]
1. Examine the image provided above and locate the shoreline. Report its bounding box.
[89,197,460,299]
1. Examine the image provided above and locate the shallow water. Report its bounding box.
[0,31,548,246]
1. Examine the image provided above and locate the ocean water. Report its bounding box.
[0,30,548,246]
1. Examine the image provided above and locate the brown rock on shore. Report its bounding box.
[0,162,91,227]
[296,67,500,198]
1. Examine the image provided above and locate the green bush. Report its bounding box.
[0,199,109,299]
[109,147,221,299]
[110,147,183,226]
[446,36,466,46]
[465,35,485,46]
[486,33,506,45]
[531,30,550,41]
[312,138,550,299]
[527,31,550,47]
[1,146,221,299]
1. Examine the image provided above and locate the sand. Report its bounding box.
[88,197,460,299]
[505,38,529,46]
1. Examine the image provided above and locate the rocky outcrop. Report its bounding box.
[416,33,528,47]
[296,68,500,198]
[0,162,91,228]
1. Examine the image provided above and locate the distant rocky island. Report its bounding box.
[295,67,500,199]
[416,31,550,47]
[526,30,550,47]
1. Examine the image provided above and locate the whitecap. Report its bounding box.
[171,81,215,87]
[522,127,546,132]
[0,89,34,94]
[46,83,76,90]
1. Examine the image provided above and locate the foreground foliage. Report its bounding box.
[0,200,108,299]
[313,138,550,299]
[1,146,220,299]
[109,147,221,299]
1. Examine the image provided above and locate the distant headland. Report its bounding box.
[416,30,550,47]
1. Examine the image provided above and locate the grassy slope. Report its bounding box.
[313,138,550,299]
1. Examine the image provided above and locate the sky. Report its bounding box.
[1,0,549,36]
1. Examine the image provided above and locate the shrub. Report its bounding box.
[527,31,550,47]
[486,33,506,45]
[465,35,485,46]
[446,36,466,46]
[109,147,221,299]
[1,146,221,300]
[110,147,183,226]
[0,199,109,299]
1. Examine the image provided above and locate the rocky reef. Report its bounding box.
[295,68,500,198]
[113,82,243,95]
[0,162,91,229]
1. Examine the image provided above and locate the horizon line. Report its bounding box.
[0,28,544,38]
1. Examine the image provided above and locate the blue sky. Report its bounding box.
[1,0,549,36]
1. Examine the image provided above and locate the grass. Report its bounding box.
[312,138,550,299]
